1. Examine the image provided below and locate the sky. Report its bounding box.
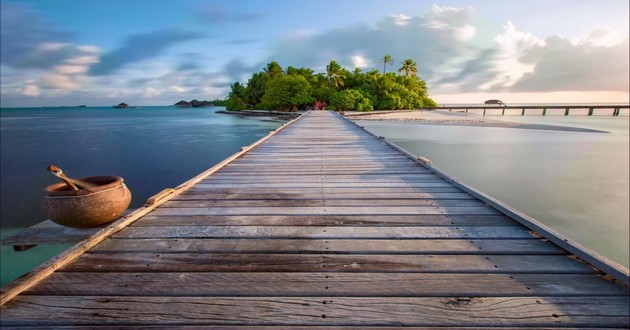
[1,0,629,107]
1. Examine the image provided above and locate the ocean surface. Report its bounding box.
[0,106,282,286]
[360,110,629,269]
[1,105,628,286]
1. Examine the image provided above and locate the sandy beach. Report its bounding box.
[345,110,607,133]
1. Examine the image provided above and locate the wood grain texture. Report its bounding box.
[134,214,518,226]
[25,273,627,297]
[91,238,564,254]
[2,296,628,327]
[111,225,532,239]
[63,253,595,273]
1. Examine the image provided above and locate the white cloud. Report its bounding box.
[170,85,185,93]
[66,55,99,65]
[76,45,100,53]
[349,54,369,68]
[39,72,81,89]
[455,24,477,41]
[475,21,545,90]
[142,87,160,98]
[511,36,629,92]
[55,65,88,75]
[574,26,623,47]
[390,14,411,26]
[20,83,40,96]
[38,42,71,51]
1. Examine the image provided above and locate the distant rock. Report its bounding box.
[113,103,129,109]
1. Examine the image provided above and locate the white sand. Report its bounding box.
[345,110,607,132]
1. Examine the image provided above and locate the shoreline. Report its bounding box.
[215,110,301,121]
[346,110,609,133]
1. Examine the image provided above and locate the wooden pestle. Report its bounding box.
[46,165,99,190]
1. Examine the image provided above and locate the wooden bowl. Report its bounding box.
[42,176,131,228]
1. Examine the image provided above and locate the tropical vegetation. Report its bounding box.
[226,56,437,111]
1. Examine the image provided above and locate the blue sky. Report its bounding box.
[1,0,628,106]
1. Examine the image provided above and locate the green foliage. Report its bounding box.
[226,82,248,111]
[330,89,373,111]
[261,75,313,111]
[244,72,269,107]
[398,59,418,77]
[210,99,227,106]
[224,58,437,111]
[264,61,284,79]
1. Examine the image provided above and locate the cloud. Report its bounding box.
[511,36,629,92]
[390,14,411,26]
[89,29,202,76]
[20,84,40,97]
[170,85,186,93]
[0,2,72,67]
[223,58,258,81]
[38,72,82,89]
[422,5,477,41]
[258,5,477,78]
[350,55,369,69]
[142,87,161,98]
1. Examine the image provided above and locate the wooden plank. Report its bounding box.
[192,182,455,188]
[1,220,103,247]
[201,177,445,183]
[26,273,626,297]
[161,199,486,208]
[2,296,627,327]
[112,225,532,239]
[92,238,564,254]
[134,214,519,227]
[64,253,595,273]
[172,192,476,200]
[148,206,500,216]
[185,187,464,194]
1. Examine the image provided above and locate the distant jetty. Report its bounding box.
[174,99,214,108]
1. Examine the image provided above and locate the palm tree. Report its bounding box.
[398,59,418,77]
[264,61,284,79]
[326,60,344,90]
[378,54,393,75]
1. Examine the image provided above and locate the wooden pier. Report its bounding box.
[1,111,628,327]
[435,104,629,116]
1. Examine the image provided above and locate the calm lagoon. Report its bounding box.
[0,106,282,286]
[360,114,629,268]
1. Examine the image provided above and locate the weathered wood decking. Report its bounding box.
[1,110,628,327]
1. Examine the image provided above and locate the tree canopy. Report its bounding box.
[226,57,437,111]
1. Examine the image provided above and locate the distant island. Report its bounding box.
[225,55,438,112]
[174,99,214,108]
[113,103,137,109]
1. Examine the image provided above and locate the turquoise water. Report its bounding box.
[0,106,282,286]
[360,114,629,268]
